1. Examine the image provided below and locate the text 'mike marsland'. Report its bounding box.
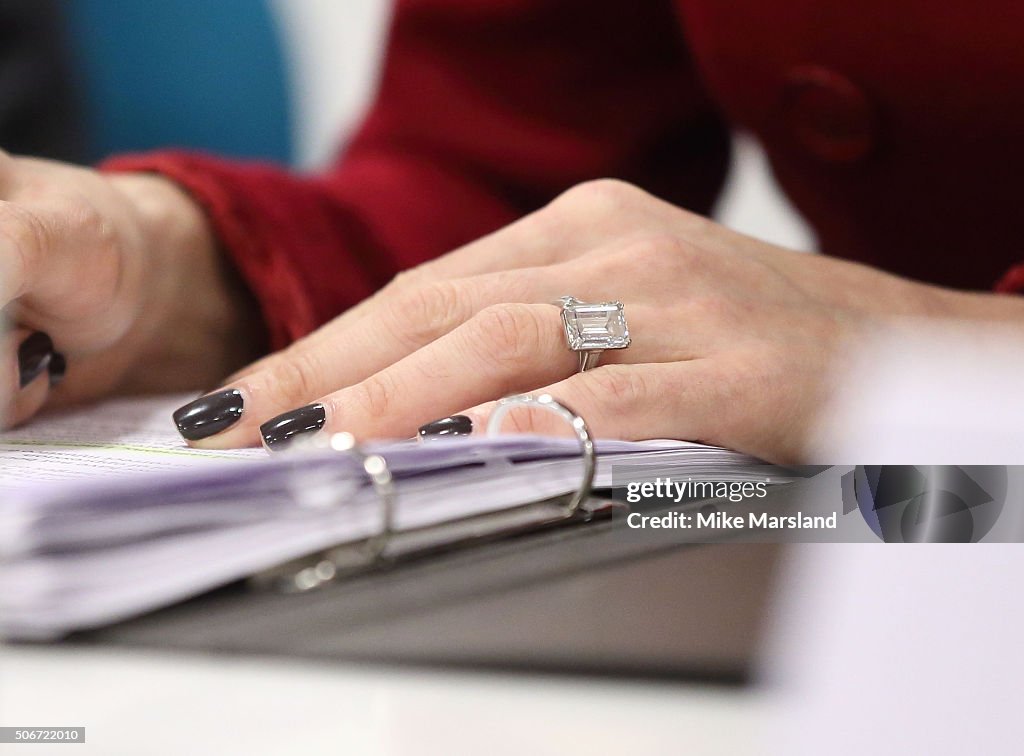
[626,511,839,530]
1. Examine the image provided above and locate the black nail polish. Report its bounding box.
[173,389,245,441]
[18,332,54,388]
[418,414,473,440]
[48,352,67,388]
[260,403,326,451]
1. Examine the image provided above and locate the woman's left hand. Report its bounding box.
[174,180,1012,463]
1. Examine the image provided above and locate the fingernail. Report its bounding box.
[260,403,326,451]
[48,352,67,387]
[18,332,54,388]
[173,389,245,441]
[418,414,473,440]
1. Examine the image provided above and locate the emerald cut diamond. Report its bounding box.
[559,298,631,351]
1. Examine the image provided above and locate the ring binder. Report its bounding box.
[251,394,610,594]
[320,432,396,560]
[486,393,595,516]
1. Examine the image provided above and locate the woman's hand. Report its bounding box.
[173,180,1021,463]
[0,151,258,427]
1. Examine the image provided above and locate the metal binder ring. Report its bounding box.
[485,393,595,515]
[327,432,395,560]
[259,432,397,593]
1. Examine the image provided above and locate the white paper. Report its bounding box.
[0,395,262,492]
[0,395,769,639]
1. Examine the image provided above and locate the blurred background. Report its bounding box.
[55,0,815,254]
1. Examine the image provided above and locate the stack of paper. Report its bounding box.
[0,396,765,639]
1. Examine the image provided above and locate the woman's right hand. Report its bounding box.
[0,150,258,427]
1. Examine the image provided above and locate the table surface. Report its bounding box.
[0,645,765,755]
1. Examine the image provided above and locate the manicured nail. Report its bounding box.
[260,403,326,451]
[18,332,54,388]
[418,414,473,440]
[48,352,67,388]
[173,389,245,441]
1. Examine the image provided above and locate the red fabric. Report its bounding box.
[103,0,1024,349]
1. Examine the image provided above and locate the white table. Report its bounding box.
[0,645,765,755]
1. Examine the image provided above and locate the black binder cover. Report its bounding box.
[68,513,782,683]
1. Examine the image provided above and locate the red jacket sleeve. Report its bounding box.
[102,0,728,350]
[995,264,1024,295]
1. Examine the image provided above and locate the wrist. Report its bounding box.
[109,171,215,293]
[106,172,263,390]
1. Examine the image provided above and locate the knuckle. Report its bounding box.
[383,280,465,349]
[650,234,711,280]
[553,179,643,214]
[375,267,422,304]
[713,354,782,439]
[689,294,732,322]
[688,292,729,317]
[519,208,574,266]
[610,234,692,275]
[0,204,45,287]
[69,200,116,249]
[640,233,696,265]
[374,278,400,302]
[471,303,545,365]
[386,266,428,294]
[535,179,651,262]
[586,366,648,410]
[353,372,399,419]
[592,237,696,295]
[497,406,549,435]
[268,351,323,404]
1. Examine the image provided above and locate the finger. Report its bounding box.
[186,285,676,451]
[0,201,40,305]
[0,196,72,308]
[258,303,588,449]
[0,195,135,351]
[176,268,562,448]
[261,303,680,450]
[183,232,721,449]
[234,181,684,363]
[231,217,587,377]
[451,362,723,445]
[226,229,694,394]
[1,329,55,428]
[214,194,593,381]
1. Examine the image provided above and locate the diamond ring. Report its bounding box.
[557,296,631,372]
